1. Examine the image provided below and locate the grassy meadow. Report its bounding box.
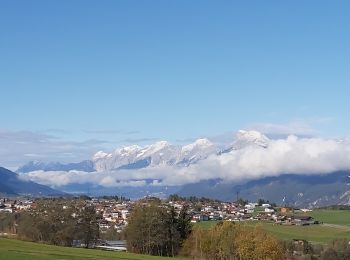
[196,209,350,243]
[0,238,188,260]
[309,209,350,227]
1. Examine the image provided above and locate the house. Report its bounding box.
[300,208,312,213]
[0,207,13,213]
[121,210,129,219]
[99,220,111,230]
[203,206,214,212]
[245,204,255,210]
[264,208,275,213]
[192,214,209,222]
[281,207,292,213]
[209,212,222,221]
[293,216,314,226]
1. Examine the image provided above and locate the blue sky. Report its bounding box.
[1,1,350,166]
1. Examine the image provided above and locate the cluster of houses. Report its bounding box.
[0,197,132,236]
[0,198,34,213]
[91,198,131,233]
[0,196,319,236]
[181,201,318,226]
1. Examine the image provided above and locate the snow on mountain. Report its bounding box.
[93,145,143,171]
[179,138,217,165]
[136,141,180,166]
[93,131,272,171]
[93,138,218,171]
[232,130,270,149]
[18,130,271,173]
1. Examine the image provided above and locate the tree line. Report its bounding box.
[168,194,222,203]
[0,198,99,247]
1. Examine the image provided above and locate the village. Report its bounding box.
[0,195,319,236]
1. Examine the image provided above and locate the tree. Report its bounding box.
[0,212,17,234]
[76,205,99,248]
[182,222,284,260]
[237,198,248,206]
[125,203,192,257]
[100,227,124,241]
[177,205,192,241]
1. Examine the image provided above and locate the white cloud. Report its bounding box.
[20,135,350,188]
[199,135,350,181]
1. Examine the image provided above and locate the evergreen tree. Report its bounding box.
[125,203,192,257]
[77,205,99,248]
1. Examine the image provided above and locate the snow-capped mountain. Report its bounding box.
[15,130,350,207]
[93,144,145,171]
[233,130,270,149]
[92,130,270,171]
[218,130,270,154]
[93,138,218,171]
[178,138,217,165]
[18,130,271,173]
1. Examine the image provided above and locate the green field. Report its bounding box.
[196,220,350,243]
[246,222,350,243]
[196,210,350,243]
[0,238,187,260]
[309,210,350,226]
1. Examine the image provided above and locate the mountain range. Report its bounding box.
[17,130,267,173]
[11,130,350,207]
[178,171,350,208]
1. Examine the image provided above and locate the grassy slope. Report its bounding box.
[195,210,350,243]
[0,238,187,260]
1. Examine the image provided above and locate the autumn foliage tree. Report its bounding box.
[181,221,284,260]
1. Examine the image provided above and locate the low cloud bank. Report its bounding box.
[21,135,350,188]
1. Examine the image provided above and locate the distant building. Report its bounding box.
[281,207,292,213]
[264,208,274,213]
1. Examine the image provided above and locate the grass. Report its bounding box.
[195,209,350,243]
[197,220,350,243]
[243,222,350,243]
[309,210,350,226]
[0,238,188,260]
[194,220,219,230]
